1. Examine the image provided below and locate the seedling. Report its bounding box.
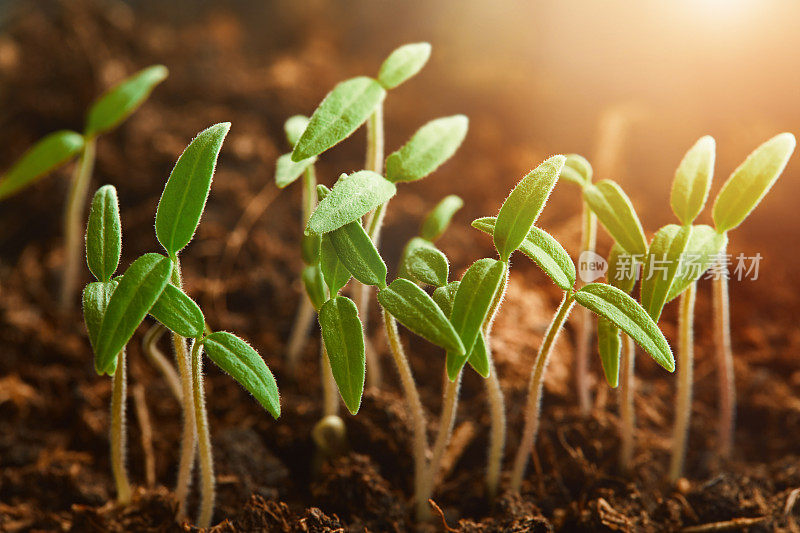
[0,65,168,309]
[470,157,675,493]
[81,124,280,528]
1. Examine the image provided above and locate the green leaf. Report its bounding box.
[292,77,386,161]
[202,331,280,418]
[574,283,674,372]
[86,185,122,282]
[400,237,449,287]
[493,155,566,261]
[319,296,365,414]
[666,225,728,302]
[419,195,463,242]
[150,283,205,339]
[0,130,85,199]
[85,65,168,137]
[320,234,351,296]
[640,224,692,321]
[385,115,468,183]
[583,180,648,257]
[155,122,230,255]
[274,152,317,189]
[377,42,431,89]
[301,233,321,265]
[328,221,387,287]
[432,281,489,377]
[473,217,575,290]
[607,243,636,294]
[306,170,396,235]
[432,281,460,315]
[560,153,593,186]
[446,259,506,380]
[82,280,118,360]
[302,264,327,310]
[284,115,310,147]
[597,318,621,387]
[378,278,464,354]
[671,135,715,226]
[95,253,172,374]
[316,183,331,200]
[712,132,796,233]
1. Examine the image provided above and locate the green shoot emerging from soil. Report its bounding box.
[1,65,168,310]
[81,124,280,528]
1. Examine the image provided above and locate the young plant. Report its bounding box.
[0,65,168,309]
[82,124,281,528]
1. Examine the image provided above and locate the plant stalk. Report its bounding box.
[712,250,735,460]
[670,282,696,482]
[484,266,508,499]
[321,341,339,417]
[142,324,183,402]
[619,333,635,472]
[110,348,132,504]
[510,291,575,493]
[575,201,597,416]
[382,307,429,520]
[60,137,96,310]
[191,340,215,528]
[423,371,461,503]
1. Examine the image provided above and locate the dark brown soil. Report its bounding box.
[1,1,799,531]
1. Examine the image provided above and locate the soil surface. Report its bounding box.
[1,1,799,531]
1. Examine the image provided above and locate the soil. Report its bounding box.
[1,1,799,531]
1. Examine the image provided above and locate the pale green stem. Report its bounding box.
[670,282,696,482]
[484,266,508,499]
[510,292,576,493]
[576,200,597,416]
[712,248,735,459]
[60,137,96,310]
[321,341,339,417]
[619,333,635,472]
[191,339,215,528]
[421,371,461,505]
[142,324,183,402]
[382,307,429,521]
[110,348,132,504]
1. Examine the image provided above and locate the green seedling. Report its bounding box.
[82,124,280,528]
[0,65,168,309]
[470,159,675,494]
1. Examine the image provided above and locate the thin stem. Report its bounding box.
[110,348,132,504]
[619,333,635,472]
[670,282,696,483]
[142,324,183,402]
[191,340,215,528]
[321,341,339,417]
[423,371,461,504]
[60,137,96,310]
[382,307,429,520]
[712,251,735,459]
[484,266,508,500]
[510,292,576,493]
[576,201,597,416]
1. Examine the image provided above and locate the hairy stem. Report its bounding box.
[575,201,597,416]
[422,372,461,504]
[712,253,735,459]
[510,292,575,493]
[619,333,635,472]
[484,266,508,500]
[191,340,215,528]
[320,341,339,417]
[382,307,429,520]
[142,324,183,402]
[60,138,96,310]
[110,348,132,504]
[670,282,696,482]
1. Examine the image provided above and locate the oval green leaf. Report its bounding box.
[583,180,648,257]
[400,237,449,287]
[670,135,715,226]
[95,253,173,374]
[493,155,566,261]
[328,221,387,288]
[155,122,230,255]
[306,170,396,235]
[292,77,386,162]
[378,278,464,355]
[86,184,122,282]
[0,130,85,199]
[640,224,692,322]
[666,225,728,302]
[560,153,593,186]
[284,115,310,147]
[712,132,796,233]
[302,264,327,311]
[432,281,490,377]
[83,280,118,360]
[320,234,351,296]
[202,331,280,418]
[607,243,636,294]
[85,65,168,137]
[385,115,468,183]
[432,281,460,316]
[574,283,674,372]
[319,296,365,415]
[377,42,431,89]
[419,195,463,242]
[597,317,621,388]
[150,283,205,339]
[275,152,317,189]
